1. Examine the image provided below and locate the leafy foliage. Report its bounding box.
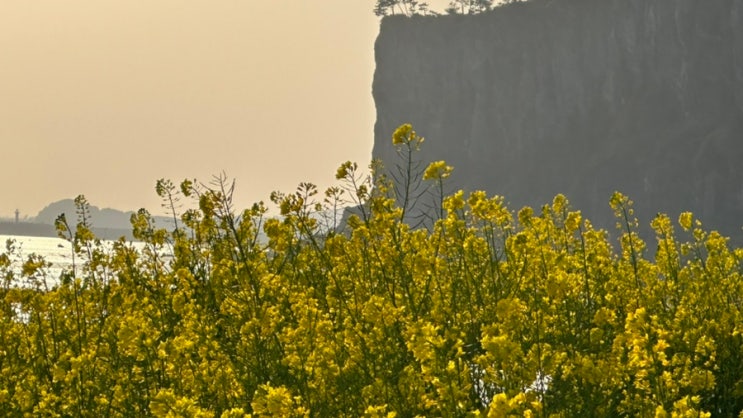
[1,126,743,416]
[445,0,494,15]
[374,0,431,17]
[375,0,525,16]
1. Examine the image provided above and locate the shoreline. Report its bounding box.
[0,221,135,241]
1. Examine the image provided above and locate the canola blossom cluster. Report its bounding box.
[1,127,743,417]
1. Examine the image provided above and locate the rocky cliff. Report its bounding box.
[373,0,743,242]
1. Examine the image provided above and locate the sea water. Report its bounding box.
[0,234,151,288]
[1,235,74,285]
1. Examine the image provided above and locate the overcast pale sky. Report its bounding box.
[2,1,458,219]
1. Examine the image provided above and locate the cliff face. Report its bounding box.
[373,0,743,241]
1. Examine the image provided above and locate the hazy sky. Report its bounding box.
[3,1,454,218]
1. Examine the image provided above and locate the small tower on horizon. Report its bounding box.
[15,209,19,224]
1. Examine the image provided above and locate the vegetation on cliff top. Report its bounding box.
[1,125,742,416]
[374,0,524,17]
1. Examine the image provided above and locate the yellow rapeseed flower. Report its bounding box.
[392,124,414,145]
[679,212,693,231]
[423,160,453,180]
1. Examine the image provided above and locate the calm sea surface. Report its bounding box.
[1,235,74,283]
[0,235,149,288]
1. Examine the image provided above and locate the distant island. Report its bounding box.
[0,199,173,241]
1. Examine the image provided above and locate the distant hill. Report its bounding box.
[1,198,282,243]
[0,199,175,241]
[34,199,170,229]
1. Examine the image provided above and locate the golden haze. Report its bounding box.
[1,0,388,218]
